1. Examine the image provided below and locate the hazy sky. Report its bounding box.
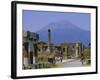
[22,10,90,32]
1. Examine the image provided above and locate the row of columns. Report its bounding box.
[61,43,82,59]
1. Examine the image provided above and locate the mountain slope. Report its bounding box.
[36,21,90,46]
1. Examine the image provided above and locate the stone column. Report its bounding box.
[61,45,68,59]
[47,29,51,53]
[34,43,38,64]
[29,40,34,64]
[63,46,68,59]
[75,43,79,58]
[65,46,68,59]
[23,42,30,68]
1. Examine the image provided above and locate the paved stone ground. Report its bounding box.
[58,59,88,68]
